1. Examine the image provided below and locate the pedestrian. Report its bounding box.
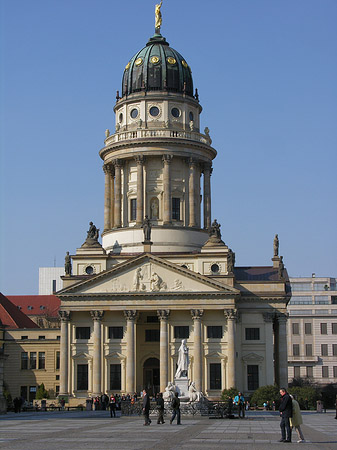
[272,400,276,411]
[234,392,245,418]
[289,394,305,443]
[142,389,151,426]
[279,387,293,443]
[170,392,181,425]
[109,394,116,418]
[156,392,165,424]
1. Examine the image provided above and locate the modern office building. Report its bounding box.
[287,275,337,385]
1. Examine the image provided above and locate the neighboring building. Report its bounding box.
[4,328,61,401]
[39,267,64,294]
[287,276,337,385]
[7,295,60,328]
[55,12,291,403]
[0,319,6,413]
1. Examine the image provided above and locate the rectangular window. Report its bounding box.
[293,344,300,356]
[20,386,28,400]
[294,366,301,378]
[210,363,221,390]
[321,344,328,356]
[305,344,312,356]
[77,364,88,390]
[130,199,137,221]
[56,351,60,370]
[56,375,60,380]
[247,365,259,390]
[292,323,299,335]
[333,366,337,378]
[76,327,91,340]
[55,385,60,395]
[322,366,329,378]
[38,352,45,369]
[333,344,337,356]
[172,198,180,220]
[306,366,313,378]
[245,328,260,340]
[30,352,37,370]
[314,283,327,291]
[145,329,160,342]
[315,296,329,304]
[291,283,312,291]
[21,336,28,340]
[290,296,312,305]
[174,326,189,339]
[52,279,57,293]
[332,323,337,334]
[207,326,223,339]
[110,364,121,390]
[108,326,124,339]
[320,323,327,335]
[38,336,45,340]
[332,296,337,305]
[304,323,312,335]
[21,352,28,370]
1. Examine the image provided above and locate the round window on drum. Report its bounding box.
[149,106,160,117]
[171,107,180,118]
[130,108,139,119]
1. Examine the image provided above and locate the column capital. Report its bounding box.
[191,309,204,320]
[103,163,114,175]
[90,310,104,321]
[162,154,173,164]
[157,309,170,321]
[112,158,124,168]
[263,312,275,323]
[276,312,288,323]
[124,310,138,321]
[135,155,145,165]
[186,157,199,167]
[202,162,212,173]
[59,310,71,321]
[224,308,239,321]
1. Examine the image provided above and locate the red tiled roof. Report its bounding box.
[7,295,60,318]
[0,293,40,329]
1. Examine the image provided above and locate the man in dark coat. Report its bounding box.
[170,392,181,425]
[156,393,165,424]
[279,388,293,442]
[142,389,151,425]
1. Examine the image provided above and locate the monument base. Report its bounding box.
[174,377,189,398]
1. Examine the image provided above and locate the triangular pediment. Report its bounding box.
[242,352,264,362]
[58,254,239,296]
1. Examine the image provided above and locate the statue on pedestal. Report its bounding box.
[64,251,72,276]
[163,382,176,401]
[155,1,163,33]
[188,382,205,403]
[274,234,279,257]
[142,215,152,242]
[175,339,189,378]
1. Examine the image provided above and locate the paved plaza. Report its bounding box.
[0,410,336,450]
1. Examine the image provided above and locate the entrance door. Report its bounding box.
[143,358,160,396]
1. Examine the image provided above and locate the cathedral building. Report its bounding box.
[57,12,290,401]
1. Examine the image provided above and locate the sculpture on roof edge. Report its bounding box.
[274,234,279,257]
[64,251,72,276]
[175,339,189,378]
[155,1,163,33]
[142,215,152,242]
[209,219,221,240]
[227,250,235,273]
[87,222,100,241]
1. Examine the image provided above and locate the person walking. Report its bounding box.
[142,389,151,426]
[279,388,293,443]
[234,392,245,418]
[170,392,181,425]
[109,394,116,418]
[156,392,165,424]
[289,395,305,443]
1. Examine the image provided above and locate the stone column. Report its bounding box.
[188,158,198,227]
[157,309,170,392]
[90,310,104,396]
[203,163,212,230]
[113,159,122,228]
[103,164,112,231]
[162,155,172,225]
[110,165,115,228]
[135,156,144,226]
[224,309,238,389]
[191,309,204,391]
[263,312,275,386]
[59,311,71,395]
[124,310,137,393]
[276,313,288,388]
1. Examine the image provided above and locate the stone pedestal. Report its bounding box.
[174,377,189,397]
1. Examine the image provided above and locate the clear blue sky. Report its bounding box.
[1,0,336,294]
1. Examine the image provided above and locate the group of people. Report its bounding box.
[279,387,305,443]
[142,389,181,426]
[90,392,138,412]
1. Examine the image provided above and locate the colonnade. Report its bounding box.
[58,309,289,396]
[102,155,212,231]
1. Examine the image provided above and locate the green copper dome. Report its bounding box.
[122,34,193,98]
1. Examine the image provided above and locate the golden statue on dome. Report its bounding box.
[155,1,163,33]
